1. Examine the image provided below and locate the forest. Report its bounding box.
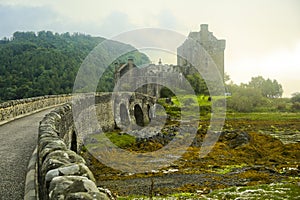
[1,31,297,113]
[0,31,150,102]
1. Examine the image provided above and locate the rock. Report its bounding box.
[58,164,80,175]
[46,150,86,164]
[48,176,109,200]
[84,137,98,144]
[98,187,116,200]
[39,140,68,166]
[228,132,251,148]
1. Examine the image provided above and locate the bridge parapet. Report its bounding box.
[37,104,111,200]
[25,92,156,199]
[0,94,71,125]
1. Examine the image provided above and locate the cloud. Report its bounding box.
[0,5,59,38]
[96,11,137,37]
[0,4,139,39]
[157,10,179,29]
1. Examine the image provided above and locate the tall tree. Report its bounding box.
[248,76,283,98]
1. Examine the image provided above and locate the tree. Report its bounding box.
[248,76,283,98]
[224,72,231,83]
[291,92,300,103]
[186,73,209,95]
[0,31,150,101]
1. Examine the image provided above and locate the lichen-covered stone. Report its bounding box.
[48,176,109,200]
[42,158,70,175]
[39,141,68,166]
[46,150,86,164]
[36,93,153,199]
[38,102,113,199]
[0,95,70,123]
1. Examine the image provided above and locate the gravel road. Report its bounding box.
[0,109,54,200]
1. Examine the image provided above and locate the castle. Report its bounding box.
[114,24,226,97]
[177,24,226,78]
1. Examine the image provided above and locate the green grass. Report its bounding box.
[171,95,222,107]
[205,183,300,200]
[84,131,136,149]
[158,95,300,122]
[226,112,300,121]
[158,95,216,119]
[105,132,136,148]
[116,193,199,200]
[208,164,247,175]
[116,183,300,199]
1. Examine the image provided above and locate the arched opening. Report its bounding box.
[147,104,151,122]
[70,131,77,153]
[120,103,130,126]
[134,104,144,126]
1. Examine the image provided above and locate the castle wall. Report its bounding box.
[177,24,226,79]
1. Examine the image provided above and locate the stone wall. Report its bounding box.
[72,92,155,144]
[0,95,71,124]
[37,104,110,200]
[22,92,155,199]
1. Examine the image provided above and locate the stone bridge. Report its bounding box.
[0,92,156,200]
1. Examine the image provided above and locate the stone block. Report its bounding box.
[48,176,109,200]
[46,150,86,164]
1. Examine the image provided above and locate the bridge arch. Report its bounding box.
[120,103,130,126]
[134,104,144,126]
[147,104,151,122]
[70,131,77,153]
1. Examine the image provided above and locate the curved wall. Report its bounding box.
[2,93,155,199]
[0,95,71,125]
[37,104,110,199]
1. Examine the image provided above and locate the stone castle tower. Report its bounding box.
[114,24,226,97]
[177,24,226,79]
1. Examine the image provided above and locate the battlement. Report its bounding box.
[200,24,209,32]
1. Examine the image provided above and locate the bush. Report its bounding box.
[291,102,300,112]
[227,87,265,112]
[291,92,300,103]
[277,104,287,112]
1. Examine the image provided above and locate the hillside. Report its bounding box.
[0,31,150,102]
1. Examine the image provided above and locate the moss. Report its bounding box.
[210,164,247,175]
[105,132,136,148]
[239,170,271,183]
[82,102,300,198]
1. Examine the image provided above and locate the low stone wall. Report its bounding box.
[23,92,155,199]
[0,95,71,125]
[37,104,110,200]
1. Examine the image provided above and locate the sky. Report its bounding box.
[0,0,299,97]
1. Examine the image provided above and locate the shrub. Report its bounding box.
[277,104,287,112]
[227,87,265,112]
[291,92,300,103]
[291,102,300,112]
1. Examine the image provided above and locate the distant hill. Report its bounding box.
[0,31,150,102]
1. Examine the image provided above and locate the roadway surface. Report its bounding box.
[0,108,54,200]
